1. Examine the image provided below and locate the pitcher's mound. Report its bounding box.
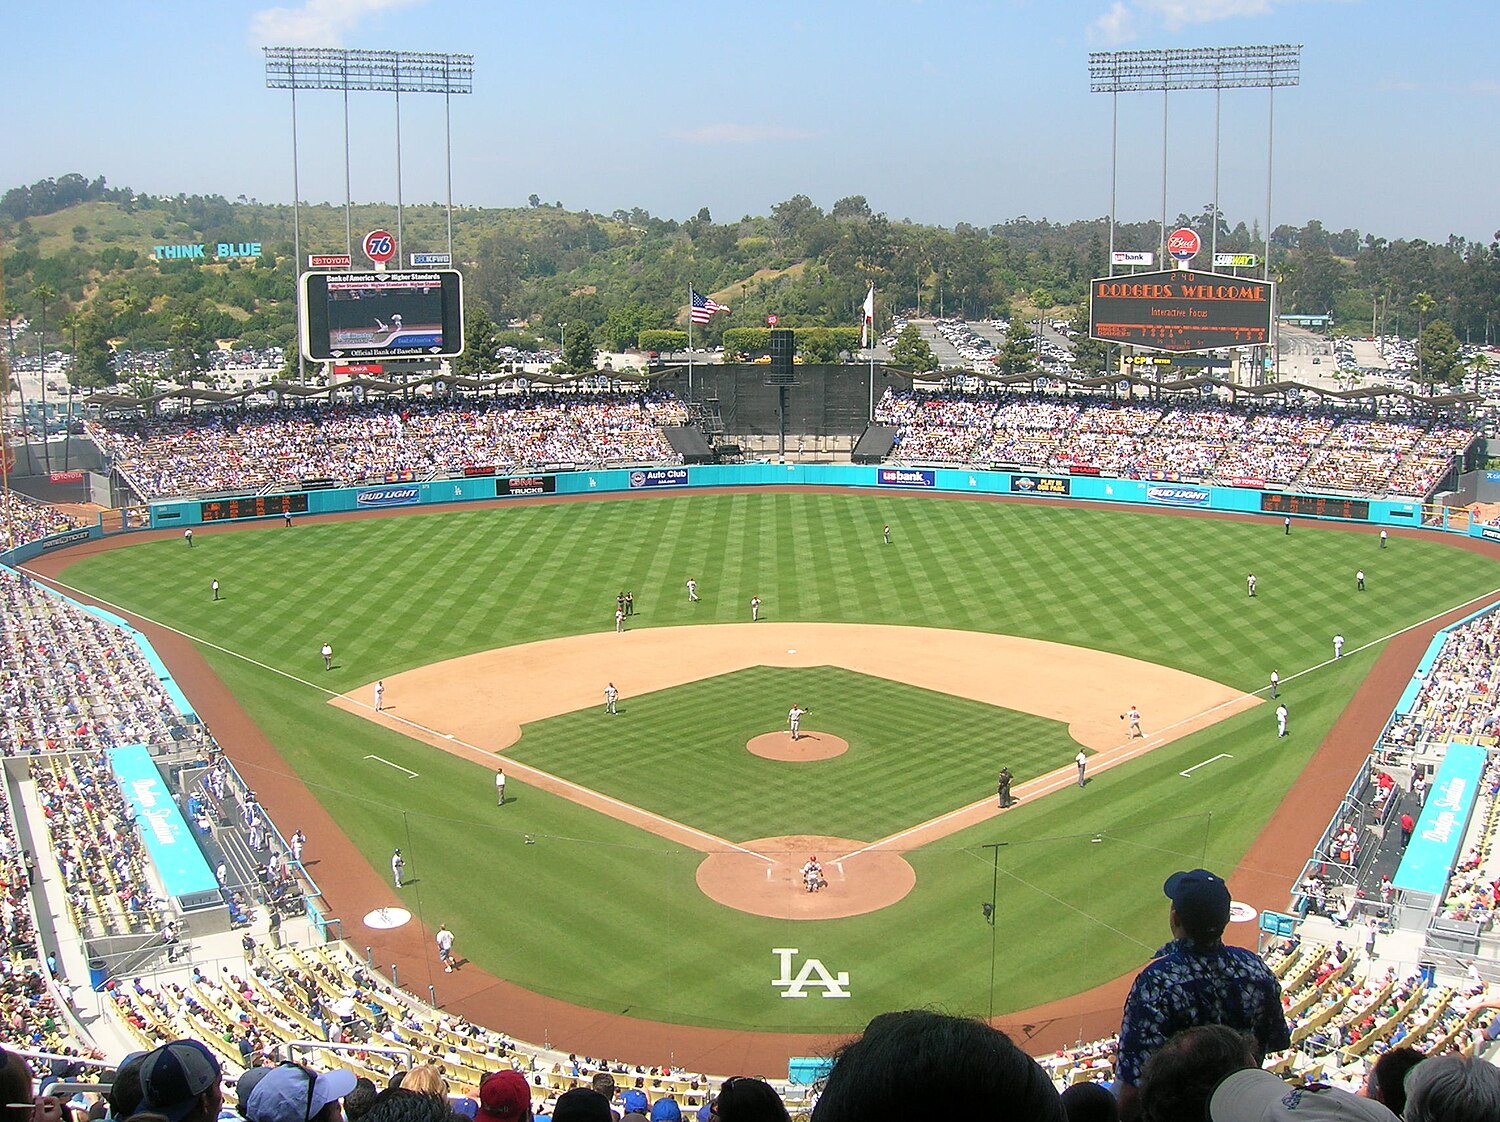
[696,834,916,919]
[747,731,848,761]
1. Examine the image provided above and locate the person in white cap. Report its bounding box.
[1208,1066,1397,1122]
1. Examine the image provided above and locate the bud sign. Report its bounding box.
[1167,228,1201,263]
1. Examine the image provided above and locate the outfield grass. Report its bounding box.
[57,492,1500,1031]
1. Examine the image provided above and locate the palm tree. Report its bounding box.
[1411,291,1436,393]
[32,283,57,472]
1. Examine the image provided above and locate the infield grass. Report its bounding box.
[56,491,1500,1031]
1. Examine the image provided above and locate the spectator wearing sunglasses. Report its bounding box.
[246,1063,357,1122]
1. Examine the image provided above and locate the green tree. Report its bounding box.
[601,302,667,352]
[1068,307,1109,377]
[71,313,115,387]
[1418,320,1461,390]
[889,324,937,373]
[167,298,214,387]
[996,318,1036,376]
[1410,291,1436,391]
[453,306,502,378]
[556,321,596,376]
[637,330,688,354]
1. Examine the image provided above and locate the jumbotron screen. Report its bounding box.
[300,270,465,362]
[1089,269,1273,354]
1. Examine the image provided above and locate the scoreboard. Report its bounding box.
[1259,493,1371,522]
[200,494,310,522]
[1090,269,1273,353]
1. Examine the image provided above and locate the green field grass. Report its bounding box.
[56,492,1500,1031]
[505,665,1072,841]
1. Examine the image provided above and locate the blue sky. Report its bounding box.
[9,0,1494,243]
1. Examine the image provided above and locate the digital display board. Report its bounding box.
[200,494,310,522]
[1089,269,1272,353]
[497,475,558,497]
[1259,493,1371,522]
[300,270,464,362]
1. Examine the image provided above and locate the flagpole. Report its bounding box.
[868,284,875,424]
[687,283,694,405]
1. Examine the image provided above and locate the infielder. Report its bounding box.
[788,704,806,741]
[1333,633,1345,659]
[1270,669,1280,699]
[687,578,699,602]
[751,595,761,621]
[391,848,405,889]
[1124,705,1143,739]
[1276,704,1289,738]
[374,680,385,712]
[496,767,506,806]
[1075,750,1088,788]
[604,682,618,714]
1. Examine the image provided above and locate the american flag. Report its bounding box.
[690,288,730,324]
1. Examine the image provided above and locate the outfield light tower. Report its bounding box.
[1089,45,1300,278]
[265,47,473,381]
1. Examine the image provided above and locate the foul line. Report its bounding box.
[1180,753,1233,778]
[24,570,771,865]
[835,585,1500,864]
[364,755,418,779]
[27,569,1500,871]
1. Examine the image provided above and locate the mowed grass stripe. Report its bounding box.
[57,492,1500,1030]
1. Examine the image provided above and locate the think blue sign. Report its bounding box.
[154,243,263,261]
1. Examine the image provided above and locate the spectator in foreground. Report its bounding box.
[342,1082,379,1122]
[1116,870,1290,1121]
[1402,1055,1500,1122]
[1362,1047,1425,1118]
[710,1079,788,1122]
[1058,1082,1117,1122]
[587,1076,617,1122]
[360,1090,462,1122]
[551,1090,610,1122]
[808,1009,1063,1122]
[246,1062,358,1122]
[476,1071,532,1122]
[134,1040,224,1122]
[1138,1025,1255,1122]
[1208,1068,1395,1122]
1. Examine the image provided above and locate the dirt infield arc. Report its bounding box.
[24,490,1500,1073]
[331,623,1259,918]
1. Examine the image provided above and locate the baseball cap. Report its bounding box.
[135,1040,222,1122]
[478,1070,532,1122]
[235,1070,274,1115]
[1209,1069,1397,1122]
[552,1089,611,1122]
[620,1092,648,1116]
[648,1102,680,1122]
[695,1108,712,1122]
[247,1064,358,1122]
[1164,869,1232,931]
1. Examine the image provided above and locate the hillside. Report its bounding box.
[2,175,1497,388]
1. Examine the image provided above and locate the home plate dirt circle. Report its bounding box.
[746,731,849,761]
[696,834,917,919]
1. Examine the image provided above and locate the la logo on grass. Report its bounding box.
[772,948,850,999]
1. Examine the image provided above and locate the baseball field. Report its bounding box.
[45,488,1500,1065]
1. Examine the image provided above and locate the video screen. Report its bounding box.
[301,270,464,361]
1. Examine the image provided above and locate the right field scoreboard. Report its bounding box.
[1089,269,1273,353]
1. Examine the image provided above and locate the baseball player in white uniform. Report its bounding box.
[687,578,699,602]
[495,768,506,806]
[1075,750,1088,788]
[1246,573,1257,597]
[321,642,334,671]
[374,680,385,711]
[604,683,618,714]
[1276,704,1288,737]
[1125,706,1142,739]
[751,595,761,621]
[1270,669,1280,698]
[788,704,806,741]
[1333,633,1345,659]
[436,923,455,972]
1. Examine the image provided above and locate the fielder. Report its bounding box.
[1276,704,1289,738]
[374,680,385,712]
[1246,573,1257,597]
[436,923,455,972]
[495,767,506,806]
[751,595,761,621]
[321,642,334,671]
[788,704,807,741]
[1333,633,1345,659]
[604,682,618,714]
[687,578,699,602]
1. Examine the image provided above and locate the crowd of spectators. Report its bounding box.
[1,494,89,550]
[1,569,188,759]
[86,392,690,500]
[877,389,1477,498]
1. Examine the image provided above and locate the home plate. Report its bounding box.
[363,907,412,930]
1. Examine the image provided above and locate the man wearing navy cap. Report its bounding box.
[1114,869,1289,1122]
[132,1040,223,1122]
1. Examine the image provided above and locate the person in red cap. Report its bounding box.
[478,1070,533,1122]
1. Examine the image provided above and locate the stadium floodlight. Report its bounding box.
[264,47,474,383]
[1088,44,1299,384]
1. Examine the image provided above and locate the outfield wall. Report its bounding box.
[127,464,1446,531]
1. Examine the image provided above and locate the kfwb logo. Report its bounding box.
[772,948,850,999]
